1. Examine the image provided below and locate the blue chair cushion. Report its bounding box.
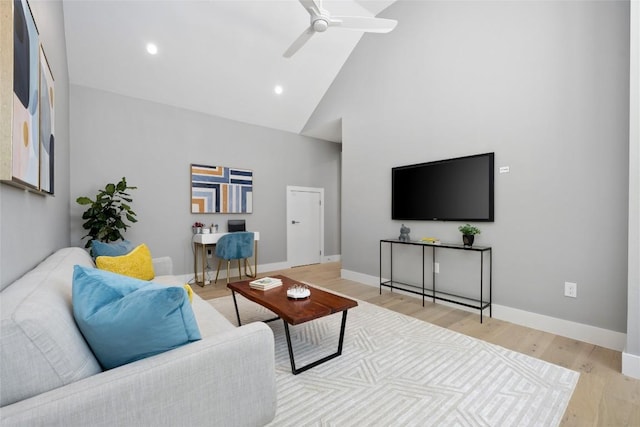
[72,265,201,370]
[215,232,254,260]
[91,239,136,258]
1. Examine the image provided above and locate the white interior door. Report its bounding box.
[287,186,324,267]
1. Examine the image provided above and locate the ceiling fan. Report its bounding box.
[283,0,398,58]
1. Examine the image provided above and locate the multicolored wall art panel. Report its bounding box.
[11,0,40,189]
[1,0,55,195]
[39,47,54,194]
[191,164,253,214]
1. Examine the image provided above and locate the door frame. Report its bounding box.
[286,185,325,267]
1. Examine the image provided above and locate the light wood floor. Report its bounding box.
[192,262,640,427]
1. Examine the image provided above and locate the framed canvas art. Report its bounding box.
[1,0,55,195]
[10,0,40,189]
[39,46,54,194]
[191,164,253,214]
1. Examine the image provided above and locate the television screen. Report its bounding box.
[392,153,494,221]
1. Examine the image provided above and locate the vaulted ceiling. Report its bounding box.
[62,0,397,142]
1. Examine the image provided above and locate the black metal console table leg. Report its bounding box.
[490,249,493,318]
[379,240,382,295]
[432,247,436,304]
[284,310,349,375]
[480,252,484,323]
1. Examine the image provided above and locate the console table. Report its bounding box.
[193,232,260,286]
[379,239,492,322]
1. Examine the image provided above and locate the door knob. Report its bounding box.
[291,220,300,224]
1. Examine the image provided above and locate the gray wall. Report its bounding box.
[69,85,341,276]
[0,0,70,289]
[306,0,630,333]
[627,0,639,360]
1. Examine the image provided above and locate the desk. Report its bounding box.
[193,232,260,286]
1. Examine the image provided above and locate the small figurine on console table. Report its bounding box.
[399,224,411,242]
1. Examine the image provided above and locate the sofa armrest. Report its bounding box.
[152,256,173,276]
[0,322,277,427]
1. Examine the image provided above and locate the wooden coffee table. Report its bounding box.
[228,275,358,375]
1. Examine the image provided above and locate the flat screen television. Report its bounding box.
[392,152,494,221]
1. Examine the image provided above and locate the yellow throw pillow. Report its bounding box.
[184,284,194,303]
[96,243,155,280]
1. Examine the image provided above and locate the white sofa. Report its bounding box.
[0,247,277,426]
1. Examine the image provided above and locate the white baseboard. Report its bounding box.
[622,350,640,379]
[323,255,341,263]
[492,304,626,351]
[342,268,379,286]
[259,261,291,273]
[341,268,627,352]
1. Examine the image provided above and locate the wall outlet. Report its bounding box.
[564,282,577,298]
[434,262,440,274]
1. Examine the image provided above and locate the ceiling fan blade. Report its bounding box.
[298,0,321,17]
[330,16,398,33]
[283,26,315,58]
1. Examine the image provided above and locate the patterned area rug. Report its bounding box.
[208,294,578,427]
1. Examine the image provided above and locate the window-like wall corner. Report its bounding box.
[623,0,640,379]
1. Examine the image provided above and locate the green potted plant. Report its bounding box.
[458,223,480,247]
[76,177,138,251]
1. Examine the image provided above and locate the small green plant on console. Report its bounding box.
[458,224,481,247]
[76,177,138,249]
[458,224,481,236]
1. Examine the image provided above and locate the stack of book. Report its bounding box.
[249,277,283,290]
[421,237,441,245]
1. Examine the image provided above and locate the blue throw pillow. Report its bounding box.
[72,265,201,369]
[91,239,136,258]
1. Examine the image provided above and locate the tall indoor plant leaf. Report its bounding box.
[76,177,138,250]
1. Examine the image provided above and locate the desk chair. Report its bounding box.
[214,232,255,284]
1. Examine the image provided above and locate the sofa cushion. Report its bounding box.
[152,276,236,338]
[0,248,102,407]
[184,284,194,303]
[91,239,135,258]
[95,243,155,280]
[72,266,201,369]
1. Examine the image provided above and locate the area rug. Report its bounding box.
[208,294,579,427]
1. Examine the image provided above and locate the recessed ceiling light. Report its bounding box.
[146,43,158,55]
[274,85,283,95]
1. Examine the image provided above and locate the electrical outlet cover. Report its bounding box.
[564,282,577,298]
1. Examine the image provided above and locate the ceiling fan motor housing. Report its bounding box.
[283,0,398,58]
[312,18,329,32]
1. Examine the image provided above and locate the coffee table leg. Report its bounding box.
[231,291,242,326]
[230,291,279,326]
[284,310,349,375]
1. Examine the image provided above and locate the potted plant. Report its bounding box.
[458,223,480,247]
[192,222,204,234]
[76,177,138,251]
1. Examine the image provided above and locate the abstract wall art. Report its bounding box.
[191,164,253,214]
[1,0,55,195]
[10,0,39,189]
[39,47,54,194]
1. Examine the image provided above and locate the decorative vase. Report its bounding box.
[462,234,474,247]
